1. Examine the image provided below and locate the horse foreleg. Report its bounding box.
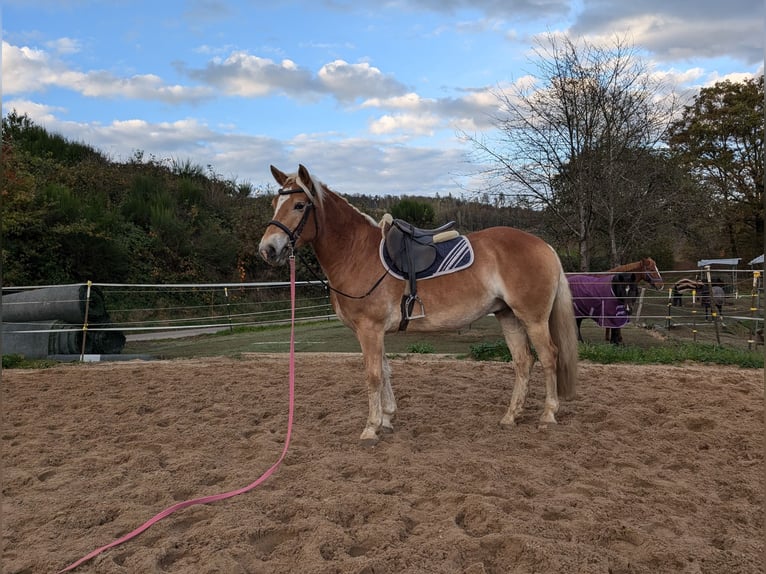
[357,328,387,446]
[495,311,534,427]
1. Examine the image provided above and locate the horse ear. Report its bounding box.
[297,164,317,197]
[270,165,288,187]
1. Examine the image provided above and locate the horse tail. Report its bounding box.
[550,264,578,399]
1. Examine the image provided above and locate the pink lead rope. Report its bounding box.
[57,256,298,573]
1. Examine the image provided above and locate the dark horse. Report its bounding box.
[568,273,640,344]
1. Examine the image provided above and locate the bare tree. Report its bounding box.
[465,33,678,270]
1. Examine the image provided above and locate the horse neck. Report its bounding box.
[311,189,379,280]
[611,260,652,283]
[610,261,641,273]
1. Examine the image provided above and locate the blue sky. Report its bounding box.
[3,0,763,197]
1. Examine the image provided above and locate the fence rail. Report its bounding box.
[2,269,763,360]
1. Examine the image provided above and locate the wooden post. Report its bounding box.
[705,265,720,346]
[749,271,761,350]
[79,281,92,361]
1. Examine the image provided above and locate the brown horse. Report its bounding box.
[609,258,664,291]
[603,258,664,343]
[259,165,578,445]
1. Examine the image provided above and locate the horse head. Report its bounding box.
[259,164,322,265]
[640,257,664,291]
[612,272,640,315]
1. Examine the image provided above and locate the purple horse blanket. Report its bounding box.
[568,274,631,329]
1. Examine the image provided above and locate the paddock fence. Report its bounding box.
[1,268,763,361]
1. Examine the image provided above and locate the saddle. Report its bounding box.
[381,215,459,330]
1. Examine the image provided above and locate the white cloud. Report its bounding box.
[2,41,59,93]
[572,1,764,64]
[3,40,214,104]
[317,60,407,102]
[369,112,441,135]
[45,37,81,55]
[185,51,319,98]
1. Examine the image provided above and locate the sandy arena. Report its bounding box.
[2,354,763,573]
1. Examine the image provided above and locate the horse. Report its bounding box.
[701,285,725,320]
[670,278,724,320]
[567,273,640,345]
[671,278,705,307]
[604,258,663,343]
[258,165,579,445]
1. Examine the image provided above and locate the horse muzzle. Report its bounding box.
[258,237,290,266]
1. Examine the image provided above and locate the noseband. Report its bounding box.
[643,262,662,288]
[266,188,316,252]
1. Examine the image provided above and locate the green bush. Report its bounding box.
[407,342,435,354]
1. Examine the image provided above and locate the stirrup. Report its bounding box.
[404,294,426,320]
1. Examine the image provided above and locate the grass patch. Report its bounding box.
[2,354,60,369]
[407,342,436,354]
[469,339,763,369]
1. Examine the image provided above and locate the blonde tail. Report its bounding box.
[550,265,578,399]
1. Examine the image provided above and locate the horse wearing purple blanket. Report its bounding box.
[568,273,640,345]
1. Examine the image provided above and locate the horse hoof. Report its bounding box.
[499,416,516,428]
[359,428,379,447]
[380,425,394,434]
[539,413,557,425]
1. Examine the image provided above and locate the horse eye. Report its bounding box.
[294,202,305,211]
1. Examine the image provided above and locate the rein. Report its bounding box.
[57,258,299,573]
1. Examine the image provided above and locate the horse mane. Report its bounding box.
[609,257,655,273]
[308,176,377,226]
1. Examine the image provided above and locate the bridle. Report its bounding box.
[642,260,663,289]
[265,187,389,300]
[265,187,316,253]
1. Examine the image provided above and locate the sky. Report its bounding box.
[2,0,764,198]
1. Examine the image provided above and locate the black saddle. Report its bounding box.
[384,219,457,276]
[383,218,458,329]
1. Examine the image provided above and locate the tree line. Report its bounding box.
[1,59,762,289]
[0,113,546,288]
[463,34,763,271]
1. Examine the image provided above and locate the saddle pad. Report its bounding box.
[568,274,631,329]
[379,235,474,281]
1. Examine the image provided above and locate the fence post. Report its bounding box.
[704,265,721,346]
[634,287,646,325]
[749,270,761,350]
[691,288,698,342]
[79,281,93,361]
[665,287,673,329]
[225,287,233,332]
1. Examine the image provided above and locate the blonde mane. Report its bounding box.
[303,174,377,226]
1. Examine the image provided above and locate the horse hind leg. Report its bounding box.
[495,310,535,427]
[523,321,560,426]
[380,354,396,433]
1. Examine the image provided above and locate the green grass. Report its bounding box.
[469,339,763,369]
[121,315,762,369]
[4,314,762,369]
[2,354,60,369]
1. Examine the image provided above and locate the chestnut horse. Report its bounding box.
[603,258,664,343]
[259,165,578,445]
